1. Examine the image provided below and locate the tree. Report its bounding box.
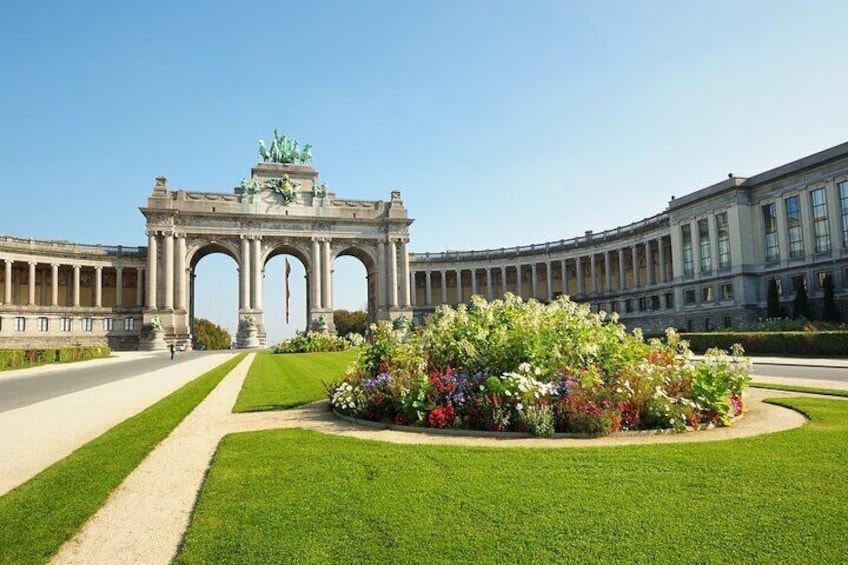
[193,318,232,350]
[792,278,810,320]
[822,273,839,322]
[766,279,781,319]
[334,309,368,337]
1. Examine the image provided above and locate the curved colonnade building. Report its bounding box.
[1,141,847,349]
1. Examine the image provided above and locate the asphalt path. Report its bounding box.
[750,362,848,383]
[0,351,229,413]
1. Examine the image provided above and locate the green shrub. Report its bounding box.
[193,318,232,350]
[0,346,110,370]
[682,331,848,356]
[275,332,352,354]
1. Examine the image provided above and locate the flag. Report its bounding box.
[284,258,291,324]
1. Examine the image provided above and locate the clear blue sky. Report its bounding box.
[2,1,847,342]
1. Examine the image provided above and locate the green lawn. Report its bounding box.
[233,350,359,412]
[751,381,848,398]
[0,353,246,565]
[177,397,848,564]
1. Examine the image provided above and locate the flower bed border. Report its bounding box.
[332,409,742,439]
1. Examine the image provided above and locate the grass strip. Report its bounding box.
[751,381,848,397]
[177,397,848,564]
[233,350,358,412]
[0,352,246,565]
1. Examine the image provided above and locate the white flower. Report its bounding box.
[517,403,524,411]
[505,390,512,397]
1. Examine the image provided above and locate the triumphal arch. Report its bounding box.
[140,134,413,347]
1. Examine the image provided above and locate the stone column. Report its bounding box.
[486,268,493,300]
[799,194,815,257]
[239,236,251,311]
[175,235,186,310]
[4,260,12,305]
[658,238,666,282]
[147,232,158,310]
[646,242,655,286]
[313,239,324,310]
[73,265,81,307]
[708,221,718,271]
[410,272,416,307]
[604,251,612,292]
[515,264,523,297]
[252,237,263,310]
[589,254,597,295]
[500,265,507,296]
[455,268,462,303]
[399,239,410,307]
[561,259,568,295]
[425,271,432,305]
[471,268,478,297]
[441,270,448,304]
[94,266,103,307]
[691,222,702,276]
[51,263,59,307]
[27,262,36,306]
[115,266,123,307]
[576,257,584,295]
[323,239,334,310]
[529,263,537,299]
[163,233,174,310]
[387,239,398,308]
[546,261,553,301]
[618,248,626,290]
[136,267,144,307]
[632,245,640,288]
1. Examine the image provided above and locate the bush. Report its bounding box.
[329,295,751,436]
[0,346,110,370]
[334,310,368,338]
[682,331,848,356]
[193,318,232,350]
[275,333,352,354]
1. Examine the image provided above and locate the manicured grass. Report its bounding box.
[177,397,848,564]
[751,381,848,398]
[0,353,246,565]
[233,350,359,412]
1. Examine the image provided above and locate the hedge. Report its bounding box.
[0,346,111,370]
[680,332,848,356]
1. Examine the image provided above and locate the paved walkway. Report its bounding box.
[50,352,838,565]
[0,351,238,496]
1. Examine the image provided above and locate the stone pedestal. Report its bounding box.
[237,326,260,348]
[139,329,168,351]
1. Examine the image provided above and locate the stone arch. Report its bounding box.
[186,239,240,269]
[334,243,379,326]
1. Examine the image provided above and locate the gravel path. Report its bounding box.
[51,356,821,564]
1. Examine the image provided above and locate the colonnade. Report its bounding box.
[0,258,144,309]
[411,236,671,307]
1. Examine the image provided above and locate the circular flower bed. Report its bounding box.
[328,294,751,437]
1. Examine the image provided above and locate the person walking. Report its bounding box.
[169,343,175,360]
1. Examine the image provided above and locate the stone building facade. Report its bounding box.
[409,141,848,333]
[1,142,847,349]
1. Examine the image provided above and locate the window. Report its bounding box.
[684,289,697,305]
[686,319,694,332]
[625,299,633,313]
[651,295,660,310]
[705,318,712,331]
[682,224,694,275]
[15,317,26,332]
[638,297,647,312]
[791,275,806,295]
[701,286,713,303]
[123,317,135,332]
[38,317,48,332]
[698,218,711,272]
[665,292,674,309]
[723,316,732,329]
[811,188,831,253]
[785,195,804,259]
[82,318,93,332]
[61,317,72,332]
[103,317,114,332]
[769,277,783,297]
[715,212,731,269]
[762,203,780,262]
[721,283,734,301]
[817,270,833,290]
[839,180,848,247]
